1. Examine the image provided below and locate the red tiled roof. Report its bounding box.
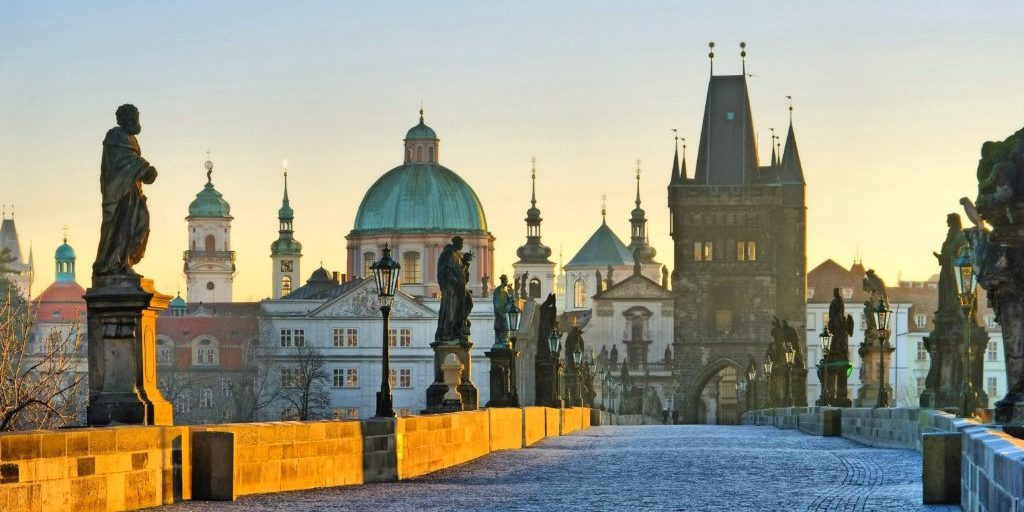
[33,281,86,322]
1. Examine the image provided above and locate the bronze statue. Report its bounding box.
[492,274,512,344]
[93,104,158,277]
[827,288,855,406]
[435,236,473,342]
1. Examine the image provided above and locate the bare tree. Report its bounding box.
[273,344,330,421]
[0,286,85,431]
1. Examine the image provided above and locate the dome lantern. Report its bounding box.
[403,109,440,164]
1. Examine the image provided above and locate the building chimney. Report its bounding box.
[332,271,341,283]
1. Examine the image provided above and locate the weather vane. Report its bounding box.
[62,224,69,243]
[740,41,747,74]
[708,41,715,74]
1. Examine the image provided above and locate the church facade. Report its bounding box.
[668,71,808,424]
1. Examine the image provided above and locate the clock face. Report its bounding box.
[281,260,293,273]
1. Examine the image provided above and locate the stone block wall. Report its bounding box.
[961,425,1024,512]
[561,408,584,435]
[190,420,363,498]
[0,425,190,512]
[487,408,524,452]
[523,407,547,446]
[545,407,560,437]
[396,411,491,480]
[840,407,920,450]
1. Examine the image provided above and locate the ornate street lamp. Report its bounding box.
[371,244,400,418]
[506,300,522,407]
[547,328,563,407]
[818,326,833,406]
[746,359,758,412]
[572,343,584,407]
[874,299,892,408]
[954,244,979,418]
[763,356,774,408]
[586,350,597,408]
[785,342,796,407]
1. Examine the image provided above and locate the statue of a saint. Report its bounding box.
[492,274,512,344]
[93,104,158,277]
[828,288,855,359]
[435,236,473,342]
[935,214,968,314]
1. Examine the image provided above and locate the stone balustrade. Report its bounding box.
[0,407,592,511]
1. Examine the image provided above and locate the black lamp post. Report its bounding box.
[763,356,774,408]
[784,342,796,407]
[586,350,597,408]
[746,359,757,411]
[954,244,979,418]
[548,329,562,406]
[873,298,892,408]
[371,244,400,418]
[818,326,833,406]
[506,300,522,407]
[572,343,583,407]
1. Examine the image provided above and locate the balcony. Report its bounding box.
[183,250,237,261]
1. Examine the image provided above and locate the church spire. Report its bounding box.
[780,97,805,184]
[680,138,688,180]
[670,130,680,184]
[628,161,656,263]
[272,162,302,256]
[515,157,552,264]
[769,128,778,167]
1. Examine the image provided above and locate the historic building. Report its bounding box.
[0,211,33,298]
[669,66,808,423]
[512,160,556,300]
[155,300,261,424]
[184,158,236,303]
[345,111,495,298]
[271,170,302,299]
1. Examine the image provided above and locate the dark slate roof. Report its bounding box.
[282,268,363,300]
[565,222,633,268]
[779,122,805,184]
[693,75,759,185]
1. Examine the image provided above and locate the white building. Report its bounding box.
[184,159,235,303]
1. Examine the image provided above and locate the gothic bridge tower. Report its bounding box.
[668,44,807,423]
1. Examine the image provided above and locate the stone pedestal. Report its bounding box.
[425,340,478,413]
[791,367,809,406]
[86,276,173,426]
[921,314,989,410]
[535,356,563,409]
[485,346,518,407]
[856,340,895,407]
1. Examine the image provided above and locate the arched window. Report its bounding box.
[529,278,541,299]
[406,148,412,163]
[362,251,376,278]
[427,146,434,162]
[416,146,423,161]
[191,337,219,366]
[156,338,174,366]
[204,234,216,253]
[574,279,587,308]
[402,251,422,284]
[281,275,292,296]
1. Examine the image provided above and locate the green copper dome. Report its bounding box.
[405,110,437,140]
[188,182,232,218]
[271,238,302,256]
[353,163,488,233]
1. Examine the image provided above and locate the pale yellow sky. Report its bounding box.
[2,2,1022,300]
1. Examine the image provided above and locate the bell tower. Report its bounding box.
[271,166,302,299]
[184,157,235,303]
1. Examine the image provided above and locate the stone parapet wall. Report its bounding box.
[961,425,1024,512]
[0,425,190,512]
[840,407,921,450]
[0,407,592,510]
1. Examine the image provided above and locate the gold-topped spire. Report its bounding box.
[62,224,69,244]
[635,159,642,207]
[740,41,747,74]
[786,95,793,121]
[708,41,715,75]
[601,194,608,224]
[530,157,537,207]
[204,149,214,184]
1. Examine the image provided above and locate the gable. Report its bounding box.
[310,280,434,319]
[594,274,674,301]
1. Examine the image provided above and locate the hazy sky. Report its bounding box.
[2,1,1022,300]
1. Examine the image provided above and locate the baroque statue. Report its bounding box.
[965,126,1024,422]
[826,288,855,406]
[93,104,158,278]
[435,236,474,343]
[492,274,512,344]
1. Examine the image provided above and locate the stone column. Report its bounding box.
[86,277,173,426]
[855,331,895,407]
[485,346,516,407]
[535,353,564,408]
[425,340,478,412]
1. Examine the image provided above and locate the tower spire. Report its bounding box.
[787,95,793,122]
[530,157,537,207]
[681,138,687,180]
[635,159,642,207]
[670,129,680,184]
[769,127,778,167]
[740,41,747,75]
[601,194,607,224]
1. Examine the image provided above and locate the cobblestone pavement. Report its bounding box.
[163,425,959,512]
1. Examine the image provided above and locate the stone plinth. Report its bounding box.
[922,432,961,504]
[426,340,478,413]
[535,355,563,409]
[86,277,173,426]
[485,346,518,407]
[855,340,895,408]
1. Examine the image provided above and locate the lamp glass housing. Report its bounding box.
[874,300,891,332]
[819,327,832,353]
[785,343,796,365]
[953,245,977,307]
[547,331,560,353]
[764,358,774,375]
[371,244,401,308]
[506,301,522,334]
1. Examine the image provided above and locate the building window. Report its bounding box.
[807,287,815,299]
[917,377,926,392]
[279,329,305,347]
[363,251,375,278]
[205,234,216,253]
[199,388,213,409]
[334,328,358,347]
[389,328,412,348]
[914,314,927,329]
[221,378,232,397]
[345,408,360,419]
[402,252,422,284]
[333,368,345,388]
[397,408,413,417]
[428,146,434,162]
[390,368,412,388]
[175,395,190,413]
[987,342,999,362]
[693,242,702,262]
[345,368,358,388]
[806,313,816,330]
[917,341,927,362]
[841,288,853,299]
[736,241,746,262]
[157,339,173,366]
[192,338,218,366]
[281,368,297,388]
[281,275,292,296]
[702,241,714,262]
[574,279,587,308]
[986,315,997,328]
[746,241,756,261]
[988,377,998,400]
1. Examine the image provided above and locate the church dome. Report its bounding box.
[55,242,75,260]
[353,164,488,233]
[188,182,232,218]
[405,115,437,140]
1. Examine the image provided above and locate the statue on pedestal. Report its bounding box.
[827,288,854,407]
[492,274,512,346]
[435,236,473,343]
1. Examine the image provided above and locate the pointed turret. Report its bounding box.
[670,133,681,184]
[271,167,302,299]
[779,121,805,184]
[628,161,656,263]
[515,158,553,264]
[679,140,688,180]
[693,74,759,185]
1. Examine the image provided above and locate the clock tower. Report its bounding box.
[184,158,236,303]
[271,169,302,299]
